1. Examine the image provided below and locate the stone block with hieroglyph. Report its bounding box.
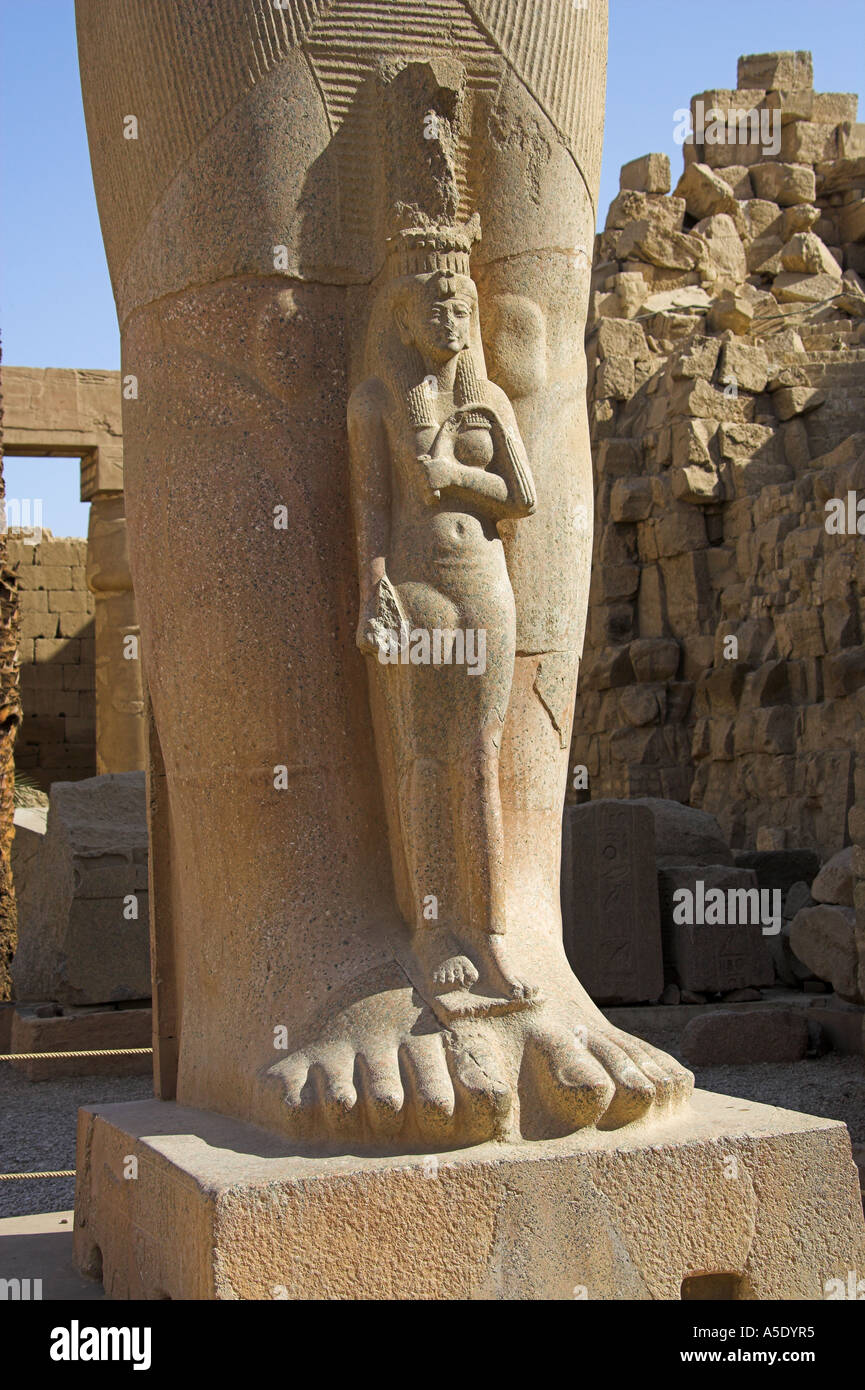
[562,801,664,1004]
[658,864,775,993]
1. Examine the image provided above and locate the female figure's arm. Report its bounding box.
[421,399,537,520]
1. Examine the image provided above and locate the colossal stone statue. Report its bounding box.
[76,0,691,1152]
[73,1,865,1305]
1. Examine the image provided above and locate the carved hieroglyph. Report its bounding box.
[76,0,692,1151]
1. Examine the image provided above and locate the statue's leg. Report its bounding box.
[436,46,696,1133]
[396,751,481,989]
[76,0,690,1149]
[461,705,508,939]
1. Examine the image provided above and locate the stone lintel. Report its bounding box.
[2,366,123,499]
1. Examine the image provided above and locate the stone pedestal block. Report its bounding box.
[74,1091,865,1301]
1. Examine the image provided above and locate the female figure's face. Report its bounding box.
[405,274,474,365]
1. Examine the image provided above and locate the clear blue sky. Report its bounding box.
[2,0,862,535]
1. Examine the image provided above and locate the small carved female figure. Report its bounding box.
[349,226,540,1016]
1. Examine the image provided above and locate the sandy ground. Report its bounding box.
[1,1043,863,1218]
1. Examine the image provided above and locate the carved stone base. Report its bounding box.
[74,1091,865,1300]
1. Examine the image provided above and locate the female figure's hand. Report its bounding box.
[417,452,462,505]
[356,591,389,657]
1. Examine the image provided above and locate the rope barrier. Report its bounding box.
[0,1170,76,1181]
[0,1046,152,1185]
[0,1047,152,1061]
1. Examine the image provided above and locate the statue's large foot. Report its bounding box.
[265,964,693,1152]
[266,965,512,1152]
[503,1006,694,1139]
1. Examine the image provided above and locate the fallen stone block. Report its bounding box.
[11,805,48,938]
[772,384,826,418]
[595,356,635,400]
[673,164,739,221]
[628,638,680,683]
[620,153,671,194]
[672,338,721,381]
[737,51,813,91]
[596,317,650,360]
[750,162,816,207]
[635,799,734,867]
[581,645,634,690]
[780,231,842,276]
[744,198,784,239]
[9,1003,152,1081]
[610,476,653,522]
[658,865,776,994]
[672,463,725,505]
[772,271,842,305]
[839,197,865,244]
[807,1003,865,1055]
[789,904,863,1002]
[773,922,817,989]
[682,1008,809,1064]
[606,190,686,233]
[735,849,821,896]
[781,203,820,237]
[764,90,858,126]
[780,121,839,165]
[619,685,664,727]
[707,292,755,334]
[838,122,865,158]
[720,165,754,199]
[693,213,747,284]
[11,772,150,1007]
[616,221,701,271]
[720,341,769,393]
[812,847,855,907]
[642,286,712,315]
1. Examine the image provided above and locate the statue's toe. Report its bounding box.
[445,1034,512,1143]
[523,1025,614,1134]
[588,1034,656,1130]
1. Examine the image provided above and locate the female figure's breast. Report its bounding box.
[453,424,494,471]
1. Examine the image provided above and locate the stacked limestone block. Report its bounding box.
[574,53,865,855]
[9,533,96,788]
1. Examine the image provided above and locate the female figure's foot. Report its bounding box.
[406,924,541,1019]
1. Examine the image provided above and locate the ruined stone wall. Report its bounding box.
[10,535,96,789]
[573,52,865,858]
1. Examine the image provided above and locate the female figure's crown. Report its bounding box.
[385,224,476,278]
